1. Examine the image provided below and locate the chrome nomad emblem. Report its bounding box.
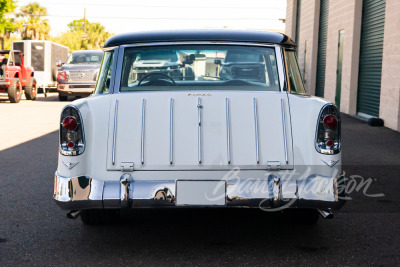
[321,159,339,168]
[188,93,212,97]
[62,161,79,170]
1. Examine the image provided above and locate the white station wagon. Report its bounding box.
[54,30,346,224]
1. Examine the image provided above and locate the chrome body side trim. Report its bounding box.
[53,171,346,210]
[112,100,119,165]
[141,98,146,165]
[197,98,203,164]
[169,98,174,165]
[225,98,231,165]
[281,98,288,164]
[253,98,260,164]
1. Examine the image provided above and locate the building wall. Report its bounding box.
[285,0,297,41]
[379,0,400,131]
[295,0,320,95]
[323,0,362,114]
[286,0,400,131]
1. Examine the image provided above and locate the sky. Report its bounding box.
[16,0,287,36]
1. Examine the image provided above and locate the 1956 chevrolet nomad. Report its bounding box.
[54,30,346,224]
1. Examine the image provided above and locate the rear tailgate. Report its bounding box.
[106,90,293,171]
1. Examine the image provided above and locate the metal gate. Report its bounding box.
[357,0,386,117]
[315,0,330,97]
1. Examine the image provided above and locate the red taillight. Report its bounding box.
[67,141,75,148]
[57,71,65,80]
[323,115,338,129]
[60,105,85,156]
[315,104,341,154]
[62,116,77,131]
[58,71,68,81]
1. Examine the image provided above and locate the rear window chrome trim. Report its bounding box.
[111,42,286,94]
[119,41,277,49]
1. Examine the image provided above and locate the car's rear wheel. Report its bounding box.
[80,209,120,225]
[58,94,68,101]
[24,78,37,100]
[8,79,22,103]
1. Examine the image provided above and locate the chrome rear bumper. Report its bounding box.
[53,172,346,210]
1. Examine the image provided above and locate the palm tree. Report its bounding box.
[18,2,50,40]
[87,22,111,48]
[66,19,111,49]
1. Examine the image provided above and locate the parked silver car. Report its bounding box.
[57,50,103,101]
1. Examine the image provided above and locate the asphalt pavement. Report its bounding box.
[0,98,399,266]
[0,92,71,150]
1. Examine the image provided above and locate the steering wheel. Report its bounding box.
[138,73,176,86]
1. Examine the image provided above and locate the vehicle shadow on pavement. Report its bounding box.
[0,115,399,265]
[0,92,76,103]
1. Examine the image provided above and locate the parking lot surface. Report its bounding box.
[0,97,399,266]
[0,93,71,150]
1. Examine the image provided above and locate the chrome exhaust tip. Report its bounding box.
[67,210,82,219]
[318,209,334,219]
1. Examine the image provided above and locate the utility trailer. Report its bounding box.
[12,40,68,96]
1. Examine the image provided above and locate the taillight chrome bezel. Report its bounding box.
[59,105,85,156]
[315,103,341,155]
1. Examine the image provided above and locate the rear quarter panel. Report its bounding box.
[288,93,341,176]
[57,95,112,179]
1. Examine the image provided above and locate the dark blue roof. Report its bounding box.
[104,29,295,48]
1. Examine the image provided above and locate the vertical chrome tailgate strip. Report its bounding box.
[112,99,119,165]
[225,98,231,164]
[253,98,260,164]
[169,98,174,165]
[141,98,146,165]
[197,98,202,164]
[281,98,288,164]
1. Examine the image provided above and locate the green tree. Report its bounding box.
[17,2,50,40]
[0,0,17,49]
[86,22,112,48]
[67,19,111,49]
[67,19,86,32]
[51,31,84,52]
[4,35,20,50]
[53,19,112,52]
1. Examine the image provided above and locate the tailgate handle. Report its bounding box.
[267,161,281,170]
[121,162,134,172]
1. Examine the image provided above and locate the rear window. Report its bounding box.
[119,45,280,92]
[139,51,178,61]
[67,51,103,64]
